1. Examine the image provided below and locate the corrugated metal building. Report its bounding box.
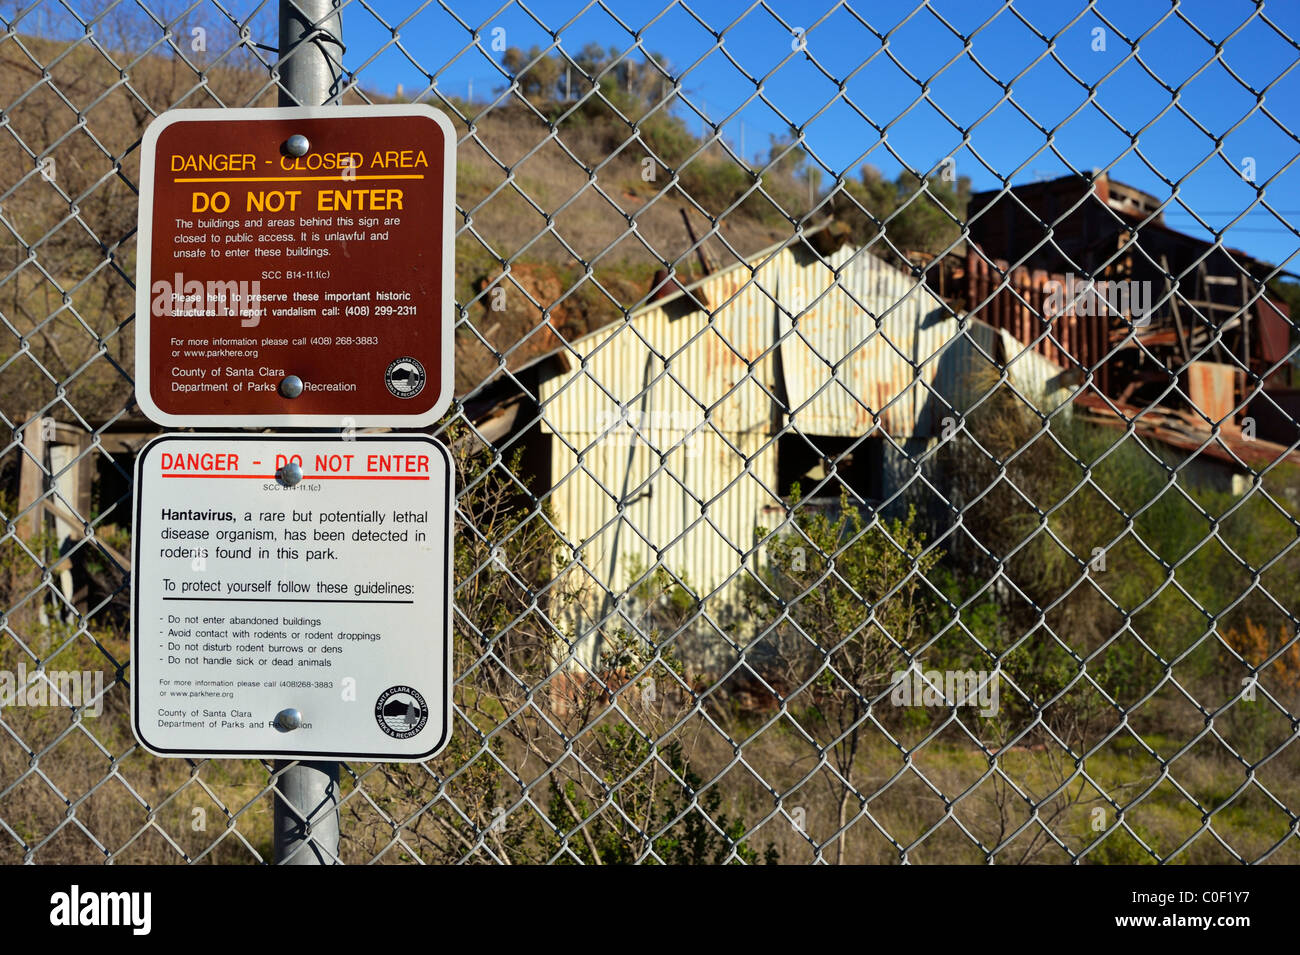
[475,235,1071,672]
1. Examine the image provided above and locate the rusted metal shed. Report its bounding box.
[514,235,1059,669]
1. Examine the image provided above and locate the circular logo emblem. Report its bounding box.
[385,357,426,398]
[374,686,428,739]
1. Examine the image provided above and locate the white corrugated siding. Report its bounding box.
[777,245,1006,436]
[549,428,778,589]
[998,328,1076,413]
[549,428,778,666]
[540,253,784,437]
[537,242,1013,667]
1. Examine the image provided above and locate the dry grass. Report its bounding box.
[3,604,1296,865]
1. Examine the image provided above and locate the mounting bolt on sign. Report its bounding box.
[132,103,456,429]
[275,459,303,486]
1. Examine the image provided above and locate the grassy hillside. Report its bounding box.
[0,32,833,411]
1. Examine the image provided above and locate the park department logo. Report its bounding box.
[374,685,428,739]
[385,357,426,398]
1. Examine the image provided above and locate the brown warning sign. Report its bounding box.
[134,105,455,427]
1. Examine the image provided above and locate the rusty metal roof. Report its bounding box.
[1074,391,1300,470]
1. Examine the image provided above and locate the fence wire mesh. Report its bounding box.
[1,0,1299,864]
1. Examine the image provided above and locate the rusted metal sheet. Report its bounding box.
[1075,391,1300,469]
[1256,296,1291,365]
[777,244,955,436]
[1184,361,1237,424]
[961,249,1111,393]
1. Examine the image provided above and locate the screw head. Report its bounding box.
[276,462,303,487]
[283,134,310,157]
[279,374,304,398]
[273,708,302,732]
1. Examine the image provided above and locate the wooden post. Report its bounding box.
[18,412,47,540]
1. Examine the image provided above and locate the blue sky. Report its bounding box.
[327,0,1300,272]
[13,0,1300,272]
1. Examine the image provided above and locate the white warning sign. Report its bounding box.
[130,433,453,761]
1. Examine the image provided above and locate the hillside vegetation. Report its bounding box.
[0,32,974,412]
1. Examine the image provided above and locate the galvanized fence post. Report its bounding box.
[273,0,344,865]
[278,0,345,108]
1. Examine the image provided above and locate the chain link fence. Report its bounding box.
[2,0,1299,864]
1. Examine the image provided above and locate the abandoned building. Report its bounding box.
[468,183,1298,674]
[959,170,1297,487]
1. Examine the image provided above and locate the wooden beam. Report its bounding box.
[1161,254,1192,365]
[18,413,46,539]
[1240,273,1251,384]
[679,208,717,276]
[74,432,92,525]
